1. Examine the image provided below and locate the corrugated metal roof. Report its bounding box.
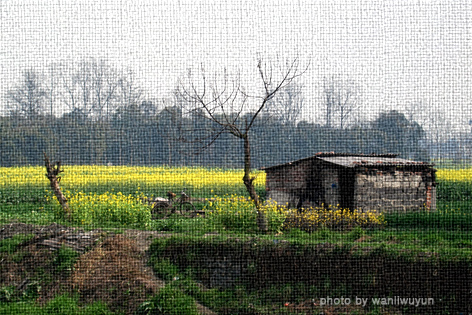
[262,153,434,170]
[318,156,432,168]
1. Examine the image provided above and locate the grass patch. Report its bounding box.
[0,233,34,254]
[149,214,210,235]
[150,258,180,281]
[0,203,57,226]
[148,237,459,314]
[384,208,472,231]
[137,285,199,315]
[54,245,80,274]
[0,294,116,315]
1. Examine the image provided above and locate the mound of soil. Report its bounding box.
[69,234,164,314]
[0,223,216,315]
[0,223,89,303]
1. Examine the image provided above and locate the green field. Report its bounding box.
[1,165,472,314]
[1,164,472,250]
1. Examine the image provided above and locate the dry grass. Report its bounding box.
[69,234,162,314]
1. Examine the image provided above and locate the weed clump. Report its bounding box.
[137,285,199,315]
[204,196,286,233]
[49,191,152,228]
[284,204,385,232]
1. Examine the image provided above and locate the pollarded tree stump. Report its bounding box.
[44,153,71,219]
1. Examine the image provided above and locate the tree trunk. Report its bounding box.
[44,153,71,219]
[242,135,268,233]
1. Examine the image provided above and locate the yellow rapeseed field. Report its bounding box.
[436,168,472,182]
[0,165,266,192]
[64,191,151,227]
[284,204,386,232]
[2,165,467,191]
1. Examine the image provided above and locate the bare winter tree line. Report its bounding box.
[2,58,470,166]
[6,59,148,121]
[0,59,410,125]
[3,58,365,129]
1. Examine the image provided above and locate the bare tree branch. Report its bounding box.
[7,70,47,119]
[176,56,308,232]
[323,75,360,129]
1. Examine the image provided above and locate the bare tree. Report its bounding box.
[406,100,448,159]
[7,69,47,119]
[59,64,78,117]
[76,61,94,118]
[323,77,335,128]
[45,64,61,117]
[60,61,92,119]
[263,82,305,126]
[60,59,121,120]
[157,90,190,165]
[323,75,360,129]
[117,69,145,113]
[179,57,308,232]
[91,60,120,120]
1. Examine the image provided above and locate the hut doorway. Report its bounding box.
[339,169,355,210]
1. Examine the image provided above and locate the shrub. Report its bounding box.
[137,285,198,315]
[52,191,151,228]
[284,204,385,232]
[0,285,15,302]
[204,196,286,233]
[54,245,79,273]
[0,233,34,254]
[151,258,180,281]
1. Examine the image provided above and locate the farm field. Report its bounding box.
[1,165,472,235]
[0,165,266,203]
[0,164,472,314]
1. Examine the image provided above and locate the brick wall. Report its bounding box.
[353,169,436,212]
[265,159,312,208]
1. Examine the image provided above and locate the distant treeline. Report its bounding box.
[0,107,427,168]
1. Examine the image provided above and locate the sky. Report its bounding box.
[1,0,471,134]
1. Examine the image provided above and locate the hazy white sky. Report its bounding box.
[1,0,471,132]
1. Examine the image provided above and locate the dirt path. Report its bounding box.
[123,229,217,315]
[0,223,217,315]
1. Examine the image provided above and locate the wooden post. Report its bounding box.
[44,153,71,219]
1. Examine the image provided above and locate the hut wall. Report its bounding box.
[265,159,312,208]
[319,166,341,207]
[353,169,436,212]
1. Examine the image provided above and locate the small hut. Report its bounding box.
[262,153,436,212]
